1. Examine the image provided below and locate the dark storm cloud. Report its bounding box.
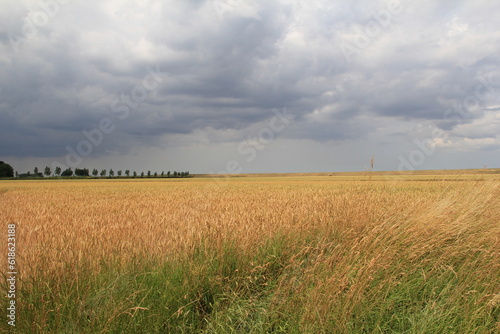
[0,0,499,160]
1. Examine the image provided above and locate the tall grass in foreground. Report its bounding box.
[0,177,499,333]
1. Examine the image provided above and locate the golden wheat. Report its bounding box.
[0,174,498,332]
[0,177,496,277]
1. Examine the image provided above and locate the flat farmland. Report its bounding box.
[1,172,499,333]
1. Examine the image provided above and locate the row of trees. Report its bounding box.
[1,162,190,178]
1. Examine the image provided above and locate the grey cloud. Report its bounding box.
[0,0,499,167]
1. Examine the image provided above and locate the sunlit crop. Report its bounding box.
[1,173,499,333]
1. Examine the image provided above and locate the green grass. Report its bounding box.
[3,230,498,333]
[3,236,290,333]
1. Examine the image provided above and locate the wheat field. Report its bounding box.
[1,173,499,333]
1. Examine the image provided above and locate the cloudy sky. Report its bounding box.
[1,0,499,174]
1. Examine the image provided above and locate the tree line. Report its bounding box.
[0,162,190,179]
